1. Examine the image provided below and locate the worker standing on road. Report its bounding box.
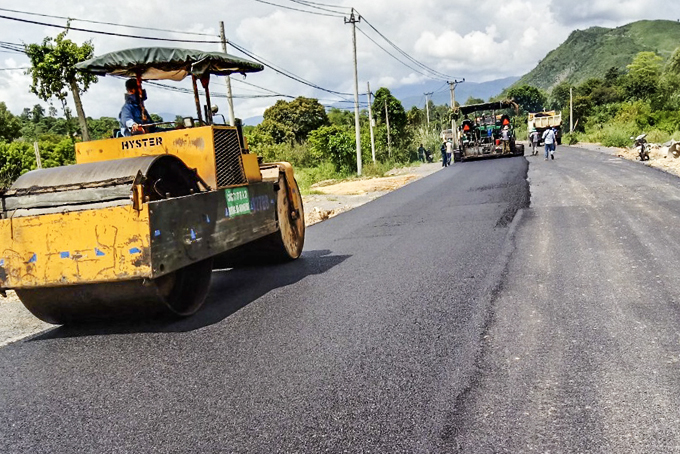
[501,126,511,154]
[542,127,556,160]
[446,139,453,166]
[440,141,448,167]
[418,143,426,163]
[529,128,539,156]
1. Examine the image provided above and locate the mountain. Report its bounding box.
[513,20,680,91]
[397,76,520,110]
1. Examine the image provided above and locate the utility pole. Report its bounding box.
[367,82,376,163]
[570,87,574,133]
[385,99,391,158]
[345,8,362,176]
[424,92,433,128]
[219,21,236,127]
[33,142,42,169]
[448,79,465,143]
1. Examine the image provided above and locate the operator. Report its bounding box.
[119,78,150,137]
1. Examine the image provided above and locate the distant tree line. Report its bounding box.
[502,48,680,146]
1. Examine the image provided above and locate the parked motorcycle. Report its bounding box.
[631,134,650,161]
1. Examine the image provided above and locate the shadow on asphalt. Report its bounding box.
[29,249,348,340]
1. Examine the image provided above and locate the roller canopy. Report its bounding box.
[75,47,264,81]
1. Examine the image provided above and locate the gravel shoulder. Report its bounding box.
[0,161,443,346]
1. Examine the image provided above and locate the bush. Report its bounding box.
[308,125,356,173]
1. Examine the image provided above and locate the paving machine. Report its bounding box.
[0,47,305,324]
[454,100,524,162]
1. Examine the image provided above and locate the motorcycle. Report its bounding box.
[631,133,649,161]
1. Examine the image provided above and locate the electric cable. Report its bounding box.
[228,40,354,97]
[250,0,344,18]
[359,14,457,80]
[0,7,218,37]
[356,26,441,81]
[0,14,222,43]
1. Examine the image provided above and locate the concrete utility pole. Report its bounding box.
[570,87,574,133]
[448,79,465,143]
[424,92,433,128]
[385,99,392,158]
[345,9,362,176]
[33,142,42,169]
[219,21,236,127]
[367,82,376,163]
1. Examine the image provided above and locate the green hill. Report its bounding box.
[514,20,680,90]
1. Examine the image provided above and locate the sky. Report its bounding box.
[1,0,679,123]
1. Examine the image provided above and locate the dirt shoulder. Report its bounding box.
[303,161,442,225]
[0,161,443,346]
[577,141,680,177]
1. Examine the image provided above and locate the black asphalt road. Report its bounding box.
[3,146,680,453]
[0,157,529,453]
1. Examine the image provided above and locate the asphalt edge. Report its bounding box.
[423,160,530,451]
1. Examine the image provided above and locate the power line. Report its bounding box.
[356,26,442,81]
[288,0,349,10]
[0,67,29,71]
[228,40,354,98]
[0,14,222,44]
[0,7,218,37]
[286,0,349,15]
[250,0,344,17]
[359,14,457,81]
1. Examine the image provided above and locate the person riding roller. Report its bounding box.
[119,78,151,137]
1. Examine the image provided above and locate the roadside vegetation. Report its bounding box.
[243,89,450,193]
[506,47,680,148]
[0,29,452,192]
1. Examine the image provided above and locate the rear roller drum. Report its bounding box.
[16,258,213,324]
[213,173,305,268]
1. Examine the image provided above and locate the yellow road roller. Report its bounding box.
[0,47,304,324]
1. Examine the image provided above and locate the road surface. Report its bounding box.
[1,146,679,452]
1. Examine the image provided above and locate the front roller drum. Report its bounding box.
[16,258,213,324]
[213,174,305,268]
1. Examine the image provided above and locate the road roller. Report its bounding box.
[0,47,305,324]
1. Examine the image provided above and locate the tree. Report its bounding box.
[506,85,547,114]
[407,106,424,128]
[308,125,355,172]
[667,47,680,76]
[372,88,406,130]
[550,81,572,110]
[464,96,485,106]
[327,107,354,127]
[25,27,97,141]
[259,97,329,144]
[0,102,22,142]
[623,51,663,100]
[604,66,622,86]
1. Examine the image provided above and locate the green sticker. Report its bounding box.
[225,187,251,217]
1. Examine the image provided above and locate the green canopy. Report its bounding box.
[75,47,264,81]
[459,100,518,115]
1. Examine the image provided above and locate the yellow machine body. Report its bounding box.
[75,125,263,187]
[0,205,151,288]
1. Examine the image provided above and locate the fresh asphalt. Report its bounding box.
[1,147,679,453]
